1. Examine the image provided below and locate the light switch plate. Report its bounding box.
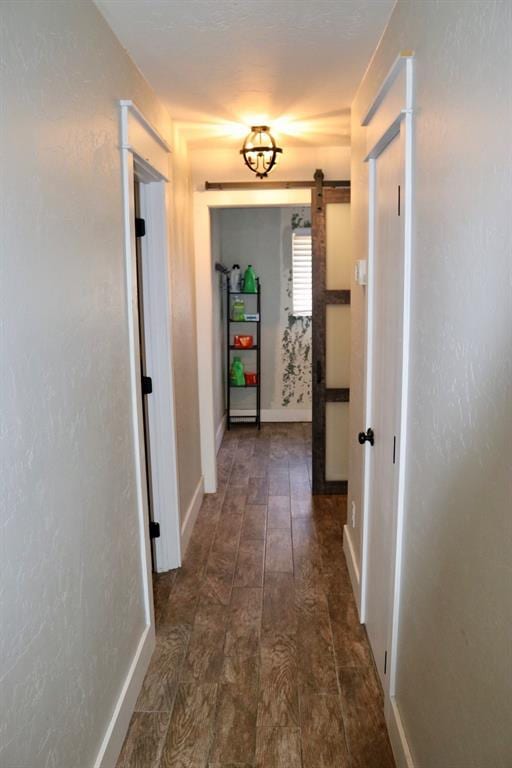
[355,259,368,286]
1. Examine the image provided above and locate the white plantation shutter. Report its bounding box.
[292,228,312,316]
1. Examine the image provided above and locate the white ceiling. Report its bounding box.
[96,0,394,147]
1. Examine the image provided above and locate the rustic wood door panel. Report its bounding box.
[311,171,351,494]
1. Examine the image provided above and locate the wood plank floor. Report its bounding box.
[117,424,395,768]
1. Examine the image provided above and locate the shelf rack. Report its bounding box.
[226,279,261,429]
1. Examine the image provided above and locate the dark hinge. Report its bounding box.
[393,435,396,464]
[384,650,388,675]
[149,521,160,539]
[397,185,401,216]
[142,375,153,395]
[135,217,146,237]
[316,359,323,384]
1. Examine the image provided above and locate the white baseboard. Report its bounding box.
[342,528,415,768]
[263,408,311,422]
[216,415,226,453]
[388,696,415,768]
[343,524,361,615]
[93,624,155,768]
[230,408,311,422]
[180,475,204,557]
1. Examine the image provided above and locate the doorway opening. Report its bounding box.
[211,205,314,439]
[194,180,352,499]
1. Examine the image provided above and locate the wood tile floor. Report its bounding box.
[117,424,395,768]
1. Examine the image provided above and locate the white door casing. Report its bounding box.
[359,53,416,768]
[95,100,181,768]
[193,189,310,493]
[120,99,182,580]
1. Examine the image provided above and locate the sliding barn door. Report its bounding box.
[312,170,351,494]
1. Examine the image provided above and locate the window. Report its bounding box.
[292,227,312,317]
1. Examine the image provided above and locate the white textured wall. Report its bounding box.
[0,1,200,765]
[349,1,512,766]
[167,125,203,522]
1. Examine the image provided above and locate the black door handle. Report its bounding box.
[358,428,374,446]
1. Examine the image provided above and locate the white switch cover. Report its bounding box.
[351,501,356,528]
[355,259,368,286]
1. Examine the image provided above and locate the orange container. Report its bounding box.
[234,334,253,348]
[244,372,258,386]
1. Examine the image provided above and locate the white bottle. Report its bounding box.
[230,264,241,292]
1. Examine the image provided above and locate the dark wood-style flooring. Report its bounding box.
[117,424,395,768]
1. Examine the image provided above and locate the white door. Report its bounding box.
[364,128,405,688]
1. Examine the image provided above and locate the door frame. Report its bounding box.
[359,52,415,742]
[119,99,182,581]
[194,188,310,493]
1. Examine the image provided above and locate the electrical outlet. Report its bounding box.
[351,501,356,528]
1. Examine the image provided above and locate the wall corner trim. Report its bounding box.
[343,525,361,613]
[216,415,227,454]
[93,625,155,768]
[388,697,416,768]
[180,475,205,558]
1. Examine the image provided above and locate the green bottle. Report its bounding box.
[230,356,245,386]
[231,297,245,321]
[243,265,257,293]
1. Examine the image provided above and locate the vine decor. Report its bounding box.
[281,208,312,408]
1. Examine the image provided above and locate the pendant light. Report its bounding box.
[240,126,283,178]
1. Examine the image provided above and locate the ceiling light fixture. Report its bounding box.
[240,126,283,178]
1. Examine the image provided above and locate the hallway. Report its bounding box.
[118,424,394,768]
